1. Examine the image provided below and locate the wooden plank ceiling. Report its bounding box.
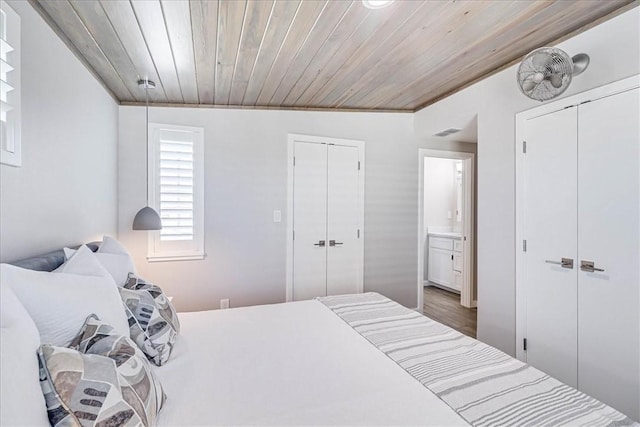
[31,0,635,111]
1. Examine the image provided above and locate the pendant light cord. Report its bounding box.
[145,81,150,205]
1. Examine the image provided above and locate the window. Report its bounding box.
[0,0,20,167]
[148,123,205,261]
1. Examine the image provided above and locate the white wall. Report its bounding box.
[414,7,640,356]
[0,1,118,262]
[423,157,458,230]
[118,107,419,311]
[420,139,476,154]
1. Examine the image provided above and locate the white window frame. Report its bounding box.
[0,0,20,167]
[147,122,205,262]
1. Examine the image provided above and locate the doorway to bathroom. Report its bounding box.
[417,149,476,337]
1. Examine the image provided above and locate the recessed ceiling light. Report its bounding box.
[362,0,394,10]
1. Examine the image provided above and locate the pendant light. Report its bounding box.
[132,79,162,231]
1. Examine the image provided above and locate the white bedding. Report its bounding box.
[153,300,468,426]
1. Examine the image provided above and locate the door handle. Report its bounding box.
[545,258,574,269]
[329,240,343,247]
[580,260,605,272]
[314,240,326,247]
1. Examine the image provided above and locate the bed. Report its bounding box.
[5,245,639,426]
[156,299,466,426]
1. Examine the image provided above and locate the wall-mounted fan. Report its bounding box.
[517,47,590,101]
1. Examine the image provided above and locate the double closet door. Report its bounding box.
[518,82,639,420]
[291,138,364,301]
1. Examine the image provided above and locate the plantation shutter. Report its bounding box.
[0,9,14,125]
[0,1,20,167]
[158,129,195,241]
[148,124,204,261]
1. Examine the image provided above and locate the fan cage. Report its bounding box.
[517,47,573,101]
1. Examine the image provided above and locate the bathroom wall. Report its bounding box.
[423,157,460,232]
[423,157,464,283]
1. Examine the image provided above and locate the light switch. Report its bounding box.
[273,210,282,223]
[447,210,453,219]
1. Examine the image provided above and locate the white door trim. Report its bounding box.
[286,133,365,302]
[514,74,640,362]
[417,149,475,312]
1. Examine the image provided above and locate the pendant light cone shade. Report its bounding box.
[133,78,162,231]
[133,206,162,230]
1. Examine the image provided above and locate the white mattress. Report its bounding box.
[153,300,468,426]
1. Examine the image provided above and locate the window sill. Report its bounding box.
[147,254,206,263]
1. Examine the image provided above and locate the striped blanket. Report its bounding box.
[317,293,638,427]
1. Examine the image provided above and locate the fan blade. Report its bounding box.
[532,52,552,69]
[521,77,538,92]
[549,73,564,88]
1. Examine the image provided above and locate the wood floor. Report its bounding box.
[423,285,477,338]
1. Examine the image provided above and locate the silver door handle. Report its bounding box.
[329,240,343,247]
[580,260,604,272]
[314,240,325,247]
[545,258,574,269]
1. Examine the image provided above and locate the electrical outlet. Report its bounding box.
[273,210,282,223]
[220,299,230,309]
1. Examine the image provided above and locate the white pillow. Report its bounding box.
[69,235,139,286]
[0,282,50,426]
[0,280,37,330]
[1,263,129,347]
[99,235,137,272]
[63,246,134,287]
[56,244,113,280]
[99,235,131,255]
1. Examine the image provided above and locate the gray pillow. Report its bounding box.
[38,315,165,427]
[119,274,180,366]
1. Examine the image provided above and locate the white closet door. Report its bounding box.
[577,88,639,419]
[524,107,578,387]
[326,144,360,296]
[292,142,328,301]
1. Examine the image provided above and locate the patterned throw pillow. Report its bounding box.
[119,273,180,366]
[38,315,165,427]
